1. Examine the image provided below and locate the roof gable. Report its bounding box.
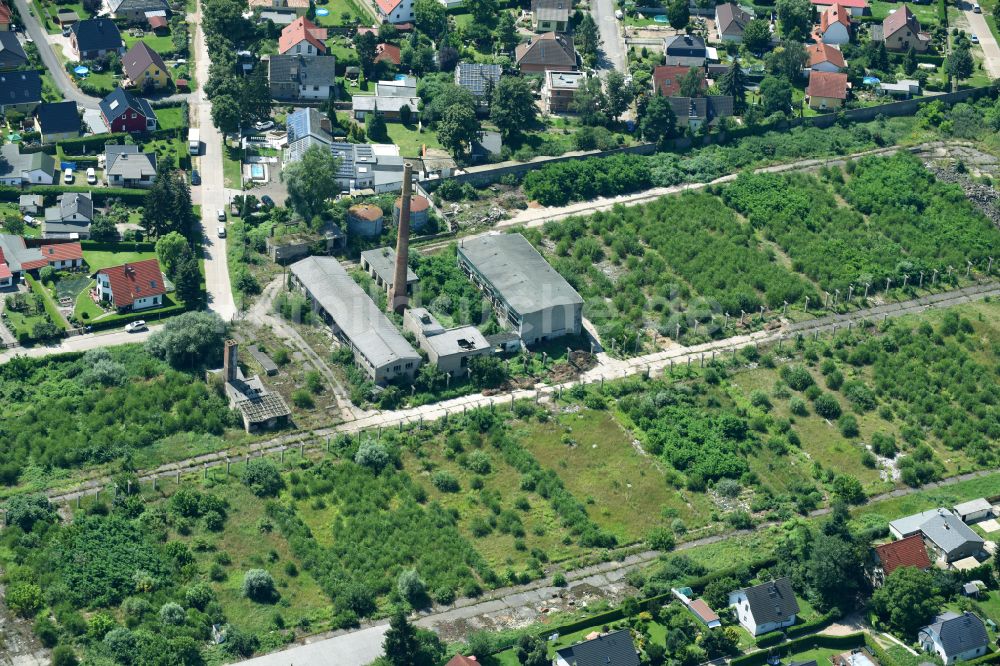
[821,4,851,31]
[122,40,168,81]
[99,87,156,123]
[808,43,846,68]
[515,31,577,67]
[555,629,639,666]
[883,5,919,37]
[71,18,123,52]
[0,31,27,63]
[97,258,166,304]
[716,3,751,34]
[0,69,41,104]
[36,101,80,134]
[278,15,328,54]
[927,612,989,657]
[874,534,932,575]
[807,70,848,99]
[737,578,800,625]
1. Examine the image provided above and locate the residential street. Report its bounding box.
[0,328,152,363]
[964,7,1000,78]
[10,0,98,109]
[190,1,237,322]
[591,0,627,75]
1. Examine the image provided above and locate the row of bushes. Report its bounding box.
[57,127,187,155]
[732,633,867,666]
[25,275,67,331]
[80,240,157,252]
[0,186,149,206]
[754,610,842,647]
[82,300,188,332]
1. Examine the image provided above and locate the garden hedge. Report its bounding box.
[16,186,149,206]
[25,275,68,332]
[732,632,867,666]
[82,301,187,332]
[80,241,156,252]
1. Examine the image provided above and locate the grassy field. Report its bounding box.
[122,31,177,56]
[869,0,942,24]
[155,106,187,130]
[83,249,158,272]
[313,0,369,26]
[383,122,443,157]
[223,145,243,189]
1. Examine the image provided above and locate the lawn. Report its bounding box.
[383,121,443,157]
[73,283,106,322]
[869,0,942,24]
[83,249,158,272]
[223,145,243,189]
[155,106,187,130]
[78,70,119,95]
[122,32,178,56]
[313,0,369,26]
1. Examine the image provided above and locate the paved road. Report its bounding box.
[591,0,627,75]
[964,6,1000,78]
[0,328,153,364]
[190,1,237,321]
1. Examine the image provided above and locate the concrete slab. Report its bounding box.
[979,518,999,533]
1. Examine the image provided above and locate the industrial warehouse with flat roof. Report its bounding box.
[288,256,421,383]
[458,232,583,345]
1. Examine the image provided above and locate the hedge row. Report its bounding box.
[57,127,186,155]
[786,610,842,638]
[688,557,779,594]
[732,632,867,666]
[82,301,187,332]
[80,241,156,252]
[16,186,148,206]
[25,275,68,332]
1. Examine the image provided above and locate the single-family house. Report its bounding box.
[283,106,336,162]
[455,62,501,110]
[0,70,41,114]
[663,33,707,67]
[890,508,986,563]
[374,43,401,65]
[18,195,43,216]
[375,0,415,24]
[819,4,851,44]
[806,70,848,109]
[34,101,80,143]
[728,578,800,636]
[515,31,577,73]
[267,54,337,101]
[0,2,12,31]
[122,41,170,90]
[872,534,931,584]
[653,64,706,96]
[878,5,930,51]
[70,18,124,60]
[43,192,93,239]
[94,258,167,312]
[543,70,585,113]
[107,0,169,23]
[105,144,157,188]
[953,499,993,524]
[278,16,328,55]
[667,95,734,129]
[0,31,27,69]
[531,0,570,32]
[809,0,868,16]
[0,235,83,286]
[352,76,419,121]
[0,144,55,185]
[331,142,404,192]
[919,612,990,665]
[99,87,157,133]
[807,43,847,72]
[715,3,752,42]
[554,629,640,666]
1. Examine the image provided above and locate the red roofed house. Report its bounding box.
[819,4,851,45]
[445,656,479,666]
[809,0,868,17]
[874,534,932,584]
[0,235,84,286]
[808,43,847,72]
[880,5,930,52]
[374,0,415,25]
[278,15,327,55]
[0,2,13,30]
[806,70,848,110]
[94,258,167,312]
[375,42,401,65]
[653,65,706,97]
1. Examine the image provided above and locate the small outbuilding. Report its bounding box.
[953,499,993,524]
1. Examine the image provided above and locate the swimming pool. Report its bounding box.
[316,7,329,15]
[250,164,265,179]
[653,14,668,22]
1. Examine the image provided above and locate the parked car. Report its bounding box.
[970,33,979,43]
[217,208,226,222]
[61,25,71,36]
[86,167,97,184]
[260,194,275,208]
[63,167,73,183]
[973,3,981,12]
[191,169,201,186]
[253,120,274,131]
[125,320,147,333]
[217,225,226,238]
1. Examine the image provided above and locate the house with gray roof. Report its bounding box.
[890,507,985,563]
[352,77,419,121]
[0,144,55,186]
[554,628,640,666]
[283,106,335,161]
[0,70,41,114]
[107,0,169,23]
[728,577,800,636]
[715,3,753,42]
[328,142,405,193]
[288,256,420,384]
[457,233,583,345]
[43,192,93,239]
[19,195,44,216]
[531,0,570,32]
[919,612,990,664]
[105,144,157,188]
[0,31,28,70]
[268,53,336,102]
[953,499,993,524]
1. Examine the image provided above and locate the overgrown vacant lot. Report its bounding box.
[530,154,1000,352]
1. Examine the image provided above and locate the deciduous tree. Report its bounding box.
[282,144,341,221]
[490,77,537,139]
[667,0,690,30]
[776,0,813,41]
[743,18,771,55]
[437,104,481,158]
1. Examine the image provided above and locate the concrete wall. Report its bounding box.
[428,87,994,189]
